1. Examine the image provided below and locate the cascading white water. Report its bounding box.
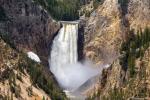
[50,22,78,72]
[49,21,100,92]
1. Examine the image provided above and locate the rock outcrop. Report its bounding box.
[0,37,66,100]
[0,0,60,66]
[0,0,67,99]
[84,0,150,65]
[127,0,150,31]
[85,0,150,99]
[84,0,123,65]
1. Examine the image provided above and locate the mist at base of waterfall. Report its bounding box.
[50,60,106,92]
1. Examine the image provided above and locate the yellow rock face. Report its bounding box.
[84,0,150,65]
[84,0,122,65]
[127,0,150,32]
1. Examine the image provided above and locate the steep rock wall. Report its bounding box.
[84,0,150,64]
[127,0,150,31]
[0,0,60,66]
[84,0,123,65]
[85,0,150,98]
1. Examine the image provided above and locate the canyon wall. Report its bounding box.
[0,0,60,66]
[84,0,123,65]
[85,0,150,99]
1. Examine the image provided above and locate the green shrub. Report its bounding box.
[18,54,67,100]
[85,11,91,17]
[34,0,79,21]
[8,71,21,98]
[14,85,21,98]
[34,0,102,20]
[16,72,23,82]
[0,94,4,100]
[93,0,101,9]
[120,28,150,77]
[26,86,33,96]
[118,0,128,6]
[108,87,124,100]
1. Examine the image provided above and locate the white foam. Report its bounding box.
[27,51,41,63]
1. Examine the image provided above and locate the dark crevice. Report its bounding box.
[118,0,131,72]
[78,24,85,61]
[0,6,8,22]
[118,0,129,16]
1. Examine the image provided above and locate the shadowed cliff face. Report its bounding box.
[0,0,60,66]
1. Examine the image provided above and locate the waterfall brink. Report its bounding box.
[49,21,99,92]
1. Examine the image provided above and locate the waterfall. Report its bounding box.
[50,22,78,72]
[49,21,99,91]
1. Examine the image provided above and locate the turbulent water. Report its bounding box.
[49,21,99,92]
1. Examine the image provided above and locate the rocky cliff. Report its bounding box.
[84,0,150,65]
[0,0,60,66]
[127,0,150,31]
[0,0,68,99]
[84,0,123,65]
[0,37,66,100]
[85,0,150,99]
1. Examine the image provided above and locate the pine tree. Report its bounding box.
[10,92,13,100]
[42,96,45,100]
